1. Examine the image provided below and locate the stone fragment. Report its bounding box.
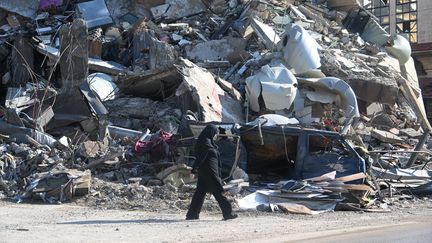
[372,129,404,144]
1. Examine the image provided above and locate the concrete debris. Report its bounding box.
[327,0,360,11]
[0,0,430,216]
[371,129,404,144]
[176,58,244,123]
[0,0,39,19]
[251,18,280,50]
[185,37,247,62]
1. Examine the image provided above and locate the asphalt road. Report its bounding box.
[276,221,432,243]
[1,200,432,243]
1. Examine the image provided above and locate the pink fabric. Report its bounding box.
[39,0,62,10]
[134,130,173,155]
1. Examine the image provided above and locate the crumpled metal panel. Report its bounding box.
[278,23,321,74]
[361,18,390,46]
[385,34,412,64]
[76,0,113,29]
[299,77,359,134]
[246,63,298,112]
[317,77,360,134]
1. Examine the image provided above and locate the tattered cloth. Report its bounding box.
[134,130,174,161]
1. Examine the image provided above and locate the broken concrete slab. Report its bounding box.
[176,58,244,123]
[251,18,280,50]
[216,77,243,102]
[371,129,404,144]
[327,0,360,11]
[320,49,399,105]
[23,104,55,129]
[0,0,39,19]
[163,0,207,21]
[185,37,247,62]
[150,4,170,19]
[399,128,423,138]
[133,29,178,70]
[79,141,105,158]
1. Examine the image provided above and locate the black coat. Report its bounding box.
[192,125,224,194]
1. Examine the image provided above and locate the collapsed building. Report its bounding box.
[0,0,431,214]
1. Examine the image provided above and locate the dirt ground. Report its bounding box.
[1,197,432,243]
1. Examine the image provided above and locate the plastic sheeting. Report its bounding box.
[87,73,119,102]
[245,64,298,112]
[278,23,321,74]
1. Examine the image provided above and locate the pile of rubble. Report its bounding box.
[0,0,431,214]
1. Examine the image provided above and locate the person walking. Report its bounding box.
[186,124,238,220]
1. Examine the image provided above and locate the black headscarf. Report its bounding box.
[193,124,218,170]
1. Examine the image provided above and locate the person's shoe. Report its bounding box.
[186,216,199,220]
[223,214,238,220]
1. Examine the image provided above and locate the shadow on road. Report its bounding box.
[58,218,219,225]
[58,218,182,224]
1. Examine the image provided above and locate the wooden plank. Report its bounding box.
[335,173,366,182]
[396,73,432,131]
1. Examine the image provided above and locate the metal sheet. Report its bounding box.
[278,23,321,74]
[361,18,390,46]
[385,34,411,64]
[246,64,298,112]
[76,0,113,29]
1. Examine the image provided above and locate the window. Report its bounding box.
[363,0,390,28]
[308,135,354,158]
[396,0,417,43]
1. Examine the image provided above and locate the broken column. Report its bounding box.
[59,18,88,93]
[10,36,34,86]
